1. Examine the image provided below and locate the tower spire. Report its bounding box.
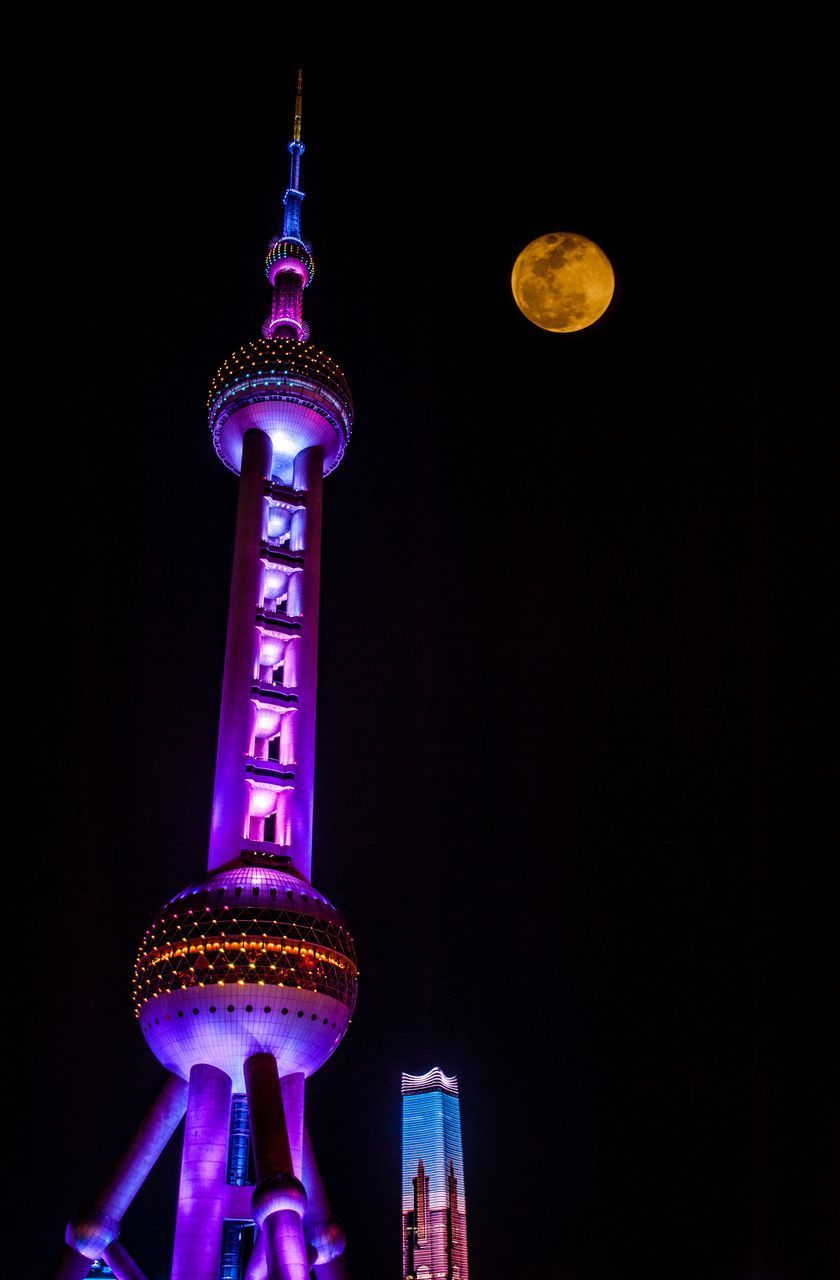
[284,66,306,236]
[264,68,315,341]
[292,65,303,143]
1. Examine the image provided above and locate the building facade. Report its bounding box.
[56,72,356,1280]
[402,1069,469,1280]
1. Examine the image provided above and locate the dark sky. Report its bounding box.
[27,61,835,1280]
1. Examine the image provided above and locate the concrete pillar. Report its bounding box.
[103,1241,149,1280]
[51,1245,94,1280]
[284,638,299,688]
[281,1074,305,1181]
[289,508,306,552]
[261,1211,311,1280]
[245,1053,292,1175]
[60,1074,188,1277]
[248,668,259,747]
[209,428,273,871]
[302,1127,347,1274]
[289,445,324,882]
[280,711,295,765]
[96,1074,189,1226]
[286,571,304,618]
[244,1232,268,1280]
[276,789,292,846]
[245,1054,309,1280]
[171,1064,232,1280]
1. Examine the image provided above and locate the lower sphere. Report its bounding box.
[134,863,357,1090]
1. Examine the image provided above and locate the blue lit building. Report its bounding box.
[402,1069,469,1280]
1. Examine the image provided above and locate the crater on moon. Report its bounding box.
[512,232,614,333]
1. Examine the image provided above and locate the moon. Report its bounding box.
[512,232,614,332]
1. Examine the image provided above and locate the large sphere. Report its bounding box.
[134,863,357,1090]
[208,337,353,486]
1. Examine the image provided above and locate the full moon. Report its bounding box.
[512,232,614,333]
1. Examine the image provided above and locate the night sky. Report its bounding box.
[28,62,835,1280]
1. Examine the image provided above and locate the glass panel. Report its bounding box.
[219,1219,256,1280]
[227,1095,253,1186]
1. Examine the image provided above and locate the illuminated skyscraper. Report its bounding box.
[402,1070,469,1280]
[56,72,356,1280]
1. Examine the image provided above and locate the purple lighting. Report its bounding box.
[253,706,287,740]
[58,69,356,1280]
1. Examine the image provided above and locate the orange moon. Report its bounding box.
[512,232,614,332]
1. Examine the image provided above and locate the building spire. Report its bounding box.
[263,68,315,342]
[284,67,306,240]
[292,66,303,143]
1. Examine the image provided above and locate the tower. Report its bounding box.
[402,1070,469,1280]
[56,71,356,1280]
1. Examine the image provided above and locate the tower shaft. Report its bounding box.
[208,434,323,882]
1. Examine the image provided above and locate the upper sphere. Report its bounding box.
[208,337,354,486]
[135,862,358,1089]
[265,236,315,287]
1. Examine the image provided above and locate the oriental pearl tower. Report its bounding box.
[56,72,357,1280]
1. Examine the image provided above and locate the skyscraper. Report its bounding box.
[56,72,357,1280]
[402,1069,469,1280]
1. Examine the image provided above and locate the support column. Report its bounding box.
[290,445,324,882]
[280,1073,305,1180]
[102,1241,149,1280]
[302,1127,347,1275]
[58,1075,188,1278]
[284,637,299,688]
[276,788,292,847]
[244,1233,268,1280]
[209,427,273,871]
[171,1064,232,1280]
[51,1247,93,1280]
[279,712,295,766]
[245,1053,309,1280]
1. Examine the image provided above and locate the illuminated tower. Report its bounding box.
[56,72,357,1280]
[402,1070,469,1280]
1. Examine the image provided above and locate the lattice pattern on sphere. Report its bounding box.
[134,876,358,1016]
[208,337,353,426]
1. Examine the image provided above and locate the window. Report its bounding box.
[219,1218,256,1280]
[227,1097,254,1187]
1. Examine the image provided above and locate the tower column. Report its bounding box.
[209,428,273,871]
[281,1072,306,1180]
[102,1240,150,1280]
[59,1074,188,1278]
[302,1126,348,1275]
[245,1053,309,1280]
[290,444,324,881]
[171,1064,232,1280]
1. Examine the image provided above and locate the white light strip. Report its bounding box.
[401,1067,459,1096]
